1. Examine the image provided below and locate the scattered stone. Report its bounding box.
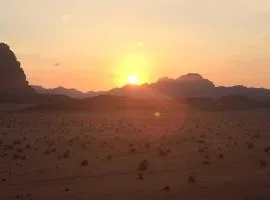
[188,175,196,184]
[13,140,22,145]
[264,146,270,153]
[13,154,20,160]
[197,140,205,144]
[259,160,267,168]
[202,160,210,165]
[130,148,136,153]
[138,159,148,171]
[158,148,168,156]
[161,186,171,192]
[145,143,151,149]
[63,150,70,158]
[247,142,254,149]
[198,148,204,153]
[44,150,50,155]
[136,173,144,180]
[3,145,13,150]
[17,148,23,153]
[81,160,88,167]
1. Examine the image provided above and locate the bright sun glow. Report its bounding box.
[114,53,151,87]
[128,75,139,85]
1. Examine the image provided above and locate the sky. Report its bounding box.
[1,0,270,91]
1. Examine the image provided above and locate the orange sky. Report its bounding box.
[2,0,270,91]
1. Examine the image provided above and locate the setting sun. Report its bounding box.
[113,53,151,87]
[127,75,139,85]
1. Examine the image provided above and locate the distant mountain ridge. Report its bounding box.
[32,73,270,100]
[31,85,102,99]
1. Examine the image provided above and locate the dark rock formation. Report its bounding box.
[0,43,35,97]
[176,73,214,89]
[150,73,215,97]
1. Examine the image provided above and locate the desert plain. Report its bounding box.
[0,105,270,200]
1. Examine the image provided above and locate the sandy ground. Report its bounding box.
[0,107,270,200]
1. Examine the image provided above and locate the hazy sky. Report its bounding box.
[1,0,270,91]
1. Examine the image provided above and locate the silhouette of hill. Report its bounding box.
[0,43,36,101]
[149,73,215,98]
[212,86,270,100]
[32,85,102,99]
[0,43,74,104]
[32,73,270,100]
[29,73,270,111]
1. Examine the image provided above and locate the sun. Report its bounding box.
[113,52,153,87]
[128,75,139,85]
